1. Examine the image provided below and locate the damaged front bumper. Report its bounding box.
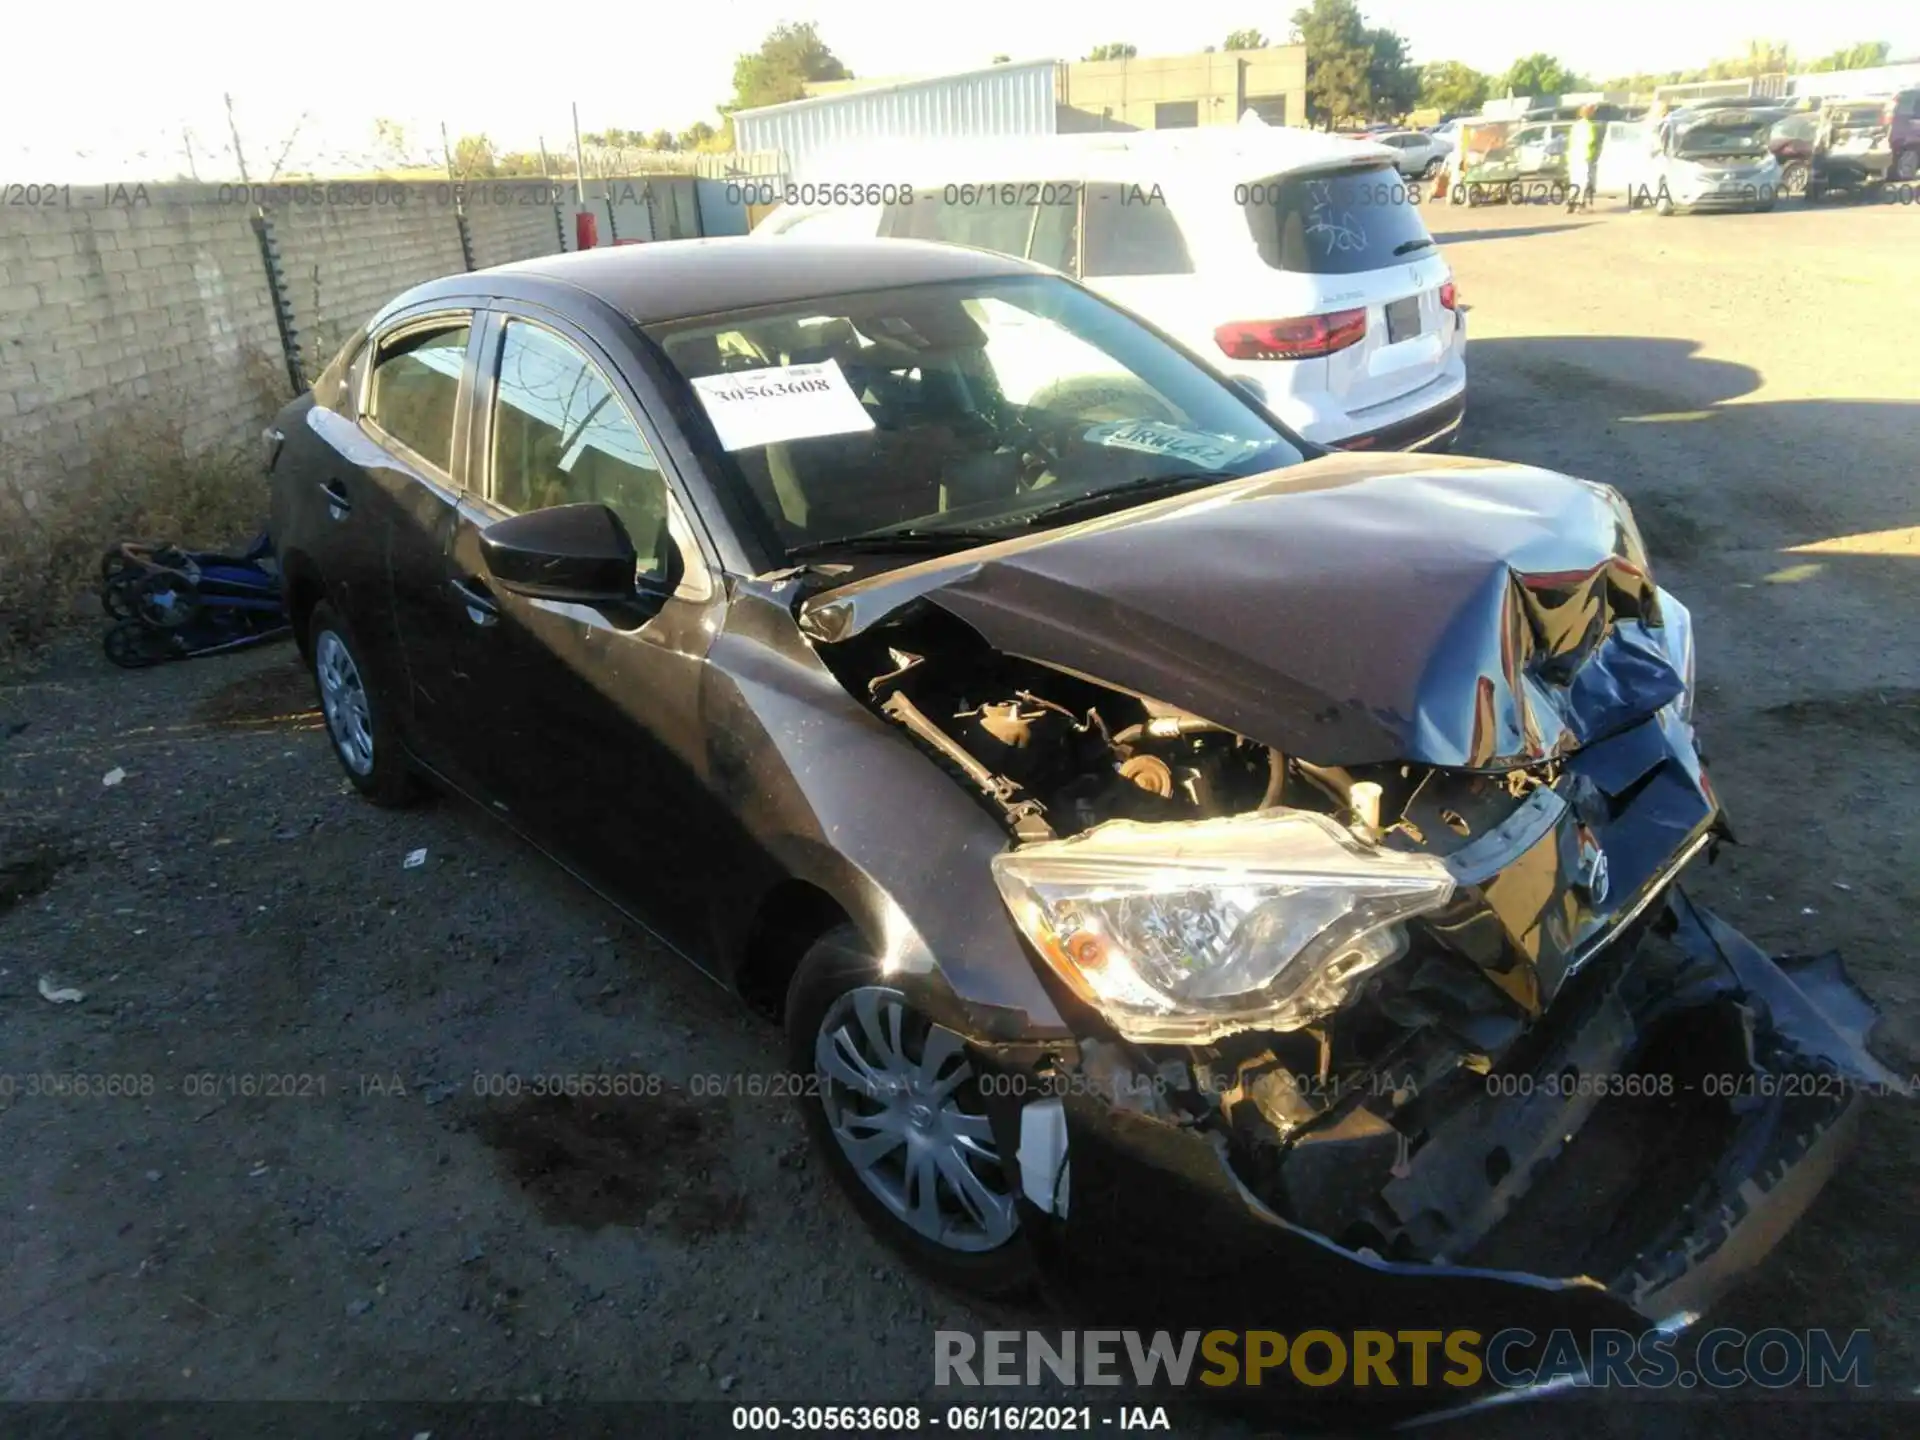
[983,890,1905,1422]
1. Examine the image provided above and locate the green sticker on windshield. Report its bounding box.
[1082,421,1266,472]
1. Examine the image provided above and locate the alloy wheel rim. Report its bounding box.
[815,985,1017,1253]
[315,630,375,776]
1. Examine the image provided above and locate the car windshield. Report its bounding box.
[1673,117,1772,157]
[644,274,1307,563]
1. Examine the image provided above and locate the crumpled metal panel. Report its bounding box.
[802,453,1692,771]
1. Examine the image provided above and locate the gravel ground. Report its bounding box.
[2,197,1915,1437]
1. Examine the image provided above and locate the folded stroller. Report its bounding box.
[100,529,291,668]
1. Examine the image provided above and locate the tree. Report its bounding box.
[731,22,852,111]
[1084,43,1139,61]
[679,120,719,151]
[1291,0,1374,127]
[1809,40,1891,73]
[992,54,1011,64]
[449,134,498,180]
[1704,39,1791,80]
[1419,60,1489,114]
[371,118,418,170]
[1224,29,1268,51]
[646,129,677,151]
[1497,53,1586,99]
[1366,29,1418,118]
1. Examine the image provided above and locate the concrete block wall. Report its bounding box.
[0,200,283,472]
[467,183,572,270]
[275,198,470,366]
[0,176,733,495]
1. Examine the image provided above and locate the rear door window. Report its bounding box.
[365,320,471,473]
[883,192,1033,257]
[1240,164,1434,276]
[882,187,1083,275]
[1082,183,1193,277]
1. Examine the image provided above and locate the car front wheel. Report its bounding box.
[786,925,1034,1297]
[1780,159,1809,197]
[309,600,418,806]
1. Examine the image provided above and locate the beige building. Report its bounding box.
[799,46,1309,133]
[1056,46,1307,131]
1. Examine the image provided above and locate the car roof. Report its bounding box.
[794,128,1397,187]
[434,237,1045,326]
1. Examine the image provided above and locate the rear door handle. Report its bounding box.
[321,479,352,517]
[449,576,499,627]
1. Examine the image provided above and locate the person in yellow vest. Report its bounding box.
[1567,106,1605,211]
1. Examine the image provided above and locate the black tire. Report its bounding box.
[1780,160,1809,198]
[103,620,174,669]
[307,600,418,807]
[1894,149,1919,183]
[785,924,1036,1299]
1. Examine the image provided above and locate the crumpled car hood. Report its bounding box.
[801,452,1688,770]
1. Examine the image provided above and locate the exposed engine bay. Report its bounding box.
[829,605,1449,847]
[815,604,1899,1301]
[795,456,1906,1354]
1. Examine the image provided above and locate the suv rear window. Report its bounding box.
[1241,164,1434,276]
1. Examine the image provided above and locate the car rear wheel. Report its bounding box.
[786,924,1035,1298]
[1780,159,1809,197]
[309,601,418,807]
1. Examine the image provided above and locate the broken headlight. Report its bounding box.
[991,811,1455,1044]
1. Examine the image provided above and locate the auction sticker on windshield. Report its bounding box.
[689,359,876,452]
[1083,420,1267,471]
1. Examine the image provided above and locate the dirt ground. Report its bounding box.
[2,196,1916,1437]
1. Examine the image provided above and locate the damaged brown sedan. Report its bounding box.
[270,238,1908,1419]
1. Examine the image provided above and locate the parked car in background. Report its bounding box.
[1634,108,1783,213]
[755,130,1468,452]
[1808,90,1920,194]
[267,238,1900,1420]
[1373,129,1449,178]
[1766,110,1818,197]
[1459,121,1571,200]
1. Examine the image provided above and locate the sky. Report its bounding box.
[6,1,1915,181]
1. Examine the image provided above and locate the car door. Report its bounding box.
[426,305,726,955]
[326,309,481,760]
[1596,122,1652,196]
[1075,181,1205,349]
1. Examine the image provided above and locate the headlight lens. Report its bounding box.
[991,811,1455,1044]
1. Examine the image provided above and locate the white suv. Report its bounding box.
[753,130,1467,451]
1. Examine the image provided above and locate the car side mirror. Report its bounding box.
[481,503,648,605]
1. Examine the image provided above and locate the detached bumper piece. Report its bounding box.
[1027,891,1905,1423]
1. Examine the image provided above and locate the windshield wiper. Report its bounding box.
[783,527,1008,559]
[1015,471,1229,528]
[1393,237,1435,256]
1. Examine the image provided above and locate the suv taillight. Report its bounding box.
[1439,281,1458,310]
[1215,308,1368,361]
